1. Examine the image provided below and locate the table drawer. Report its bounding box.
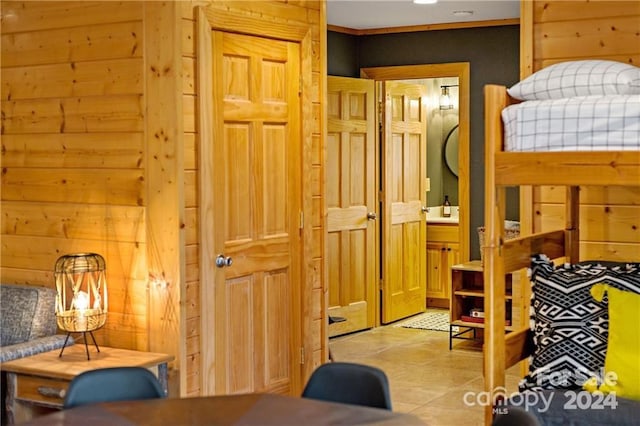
[15,375,69,407]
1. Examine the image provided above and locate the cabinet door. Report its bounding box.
[426,242,446,299]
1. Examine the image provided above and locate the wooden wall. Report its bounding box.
[1,1,151,350]
[1,0,327,398]
[520,0,640,262]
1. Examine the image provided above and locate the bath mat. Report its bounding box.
[393,310,457,332]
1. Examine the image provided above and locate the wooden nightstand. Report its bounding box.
[1,345,174,424]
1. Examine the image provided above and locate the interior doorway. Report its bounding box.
[361,63,470,266]
[327,63,470,337]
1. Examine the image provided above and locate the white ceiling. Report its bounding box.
[327,0,520,30]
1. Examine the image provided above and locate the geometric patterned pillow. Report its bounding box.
[607,262,640,294]
[519,255,613,392]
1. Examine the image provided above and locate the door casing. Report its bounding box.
[361,63,471,324]
[196,5,314,396]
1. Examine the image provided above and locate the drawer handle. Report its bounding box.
[38,386,66,399]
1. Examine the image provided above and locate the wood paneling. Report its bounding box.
[520,0,640,263]
[1,0,324,401]
[1,21,143,67]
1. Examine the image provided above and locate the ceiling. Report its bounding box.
[326,0,520,30]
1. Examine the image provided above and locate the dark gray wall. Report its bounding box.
[328,26,520,260]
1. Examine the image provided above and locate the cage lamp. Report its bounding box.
[54,253,108,360]
[439,86,453,110]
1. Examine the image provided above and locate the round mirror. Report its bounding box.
[444,124,459,177]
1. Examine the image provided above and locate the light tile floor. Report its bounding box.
[328,318,522,426]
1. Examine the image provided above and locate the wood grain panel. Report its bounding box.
[0,268,53,286]
[537,204,640,243]
[183,94,196,133]
[182,18,196,58]
[2,95,144,134]
[1,168,144,205]
[2,58,143,100]
[427,224,459,243]
[1,201,145,242]
[0,1,143,34]
[533,0,640,22]
[534,16,640,60]
[1,21,143,67]
[203,2,309,41]
[264,272,290,388]
[0,234,147,279]
[262,125,287,236]
[184,171,197,208]
[580,241,640,262]
[538,55,640,69]
[225,276,254,394]
[1,133,143,168]
[539,186,640,205]
[183,133,197,170]
[183,57,196,95]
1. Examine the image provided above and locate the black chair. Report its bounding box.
[63,366,166,409]
[301,362,392,410]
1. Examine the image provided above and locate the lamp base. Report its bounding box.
[59,331,101,360]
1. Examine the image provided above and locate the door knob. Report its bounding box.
[215,254,233,268]
[367,212,377,220]
[421,206,429,213]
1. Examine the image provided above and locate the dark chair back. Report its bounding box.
[493,407,540,426]
[301,362,392,410]
[63,366,165,409]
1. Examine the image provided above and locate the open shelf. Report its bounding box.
[449,260,512,350]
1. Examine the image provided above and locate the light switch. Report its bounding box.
[425,177,431,192]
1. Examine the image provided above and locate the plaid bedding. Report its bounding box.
[502,94,640,152]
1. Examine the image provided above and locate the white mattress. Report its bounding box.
[502,94,640,152]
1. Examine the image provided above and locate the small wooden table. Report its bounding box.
[1,345,174,424]
[20,393,425,426]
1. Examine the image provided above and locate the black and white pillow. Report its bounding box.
[520,255,613,392]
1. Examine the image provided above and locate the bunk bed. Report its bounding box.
[482,61,640,425]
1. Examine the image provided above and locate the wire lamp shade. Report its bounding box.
[55,253,108,359]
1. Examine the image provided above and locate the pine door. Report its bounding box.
[326,76,377,336]
[381,80,428,323]
[209,30,302,395]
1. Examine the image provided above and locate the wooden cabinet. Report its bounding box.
[449,260,512,349]
[426,224,459,306]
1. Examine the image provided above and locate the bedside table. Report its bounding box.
[1,344,174,424]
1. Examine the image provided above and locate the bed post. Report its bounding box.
[483,85,509,426]
[565,186,580,263]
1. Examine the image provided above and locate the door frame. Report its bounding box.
[360,63,471,318]
[196,5,314,396]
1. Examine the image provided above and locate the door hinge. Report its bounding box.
[300,346,305,364]
[299,211,304,230]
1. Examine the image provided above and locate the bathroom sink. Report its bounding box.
[426,206,459,224]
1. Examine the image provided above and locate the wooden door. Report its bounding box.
[381,81,428,323]
[210,30,301,395]
[326,76,377,336]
